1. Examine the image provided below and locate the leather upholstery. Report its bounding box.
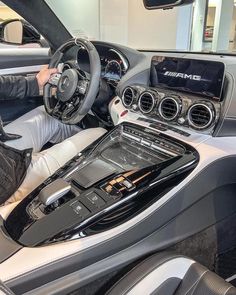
[107,253,236,295]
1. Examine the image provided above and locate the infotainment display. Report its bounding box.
[150,56,225,99]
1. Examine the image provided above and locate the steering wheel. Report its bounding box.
[43,38,101,125]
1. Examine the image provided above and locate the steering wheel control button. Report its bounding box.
[86,193,106,208]
[49,73,61,86]
[70,201,90,218]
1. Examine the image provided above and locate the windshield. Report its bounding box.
[46,0,236,54]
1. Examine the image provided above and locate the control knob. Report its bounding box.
[132,104,138,111]
[178,117,185,125]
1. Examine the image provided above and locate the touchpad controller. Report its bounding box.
[72,159,116,189]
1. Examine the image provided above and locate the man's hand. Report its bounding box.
[36,65,58,88]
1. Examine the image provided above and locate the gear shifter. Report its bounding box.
[38,179,71,206]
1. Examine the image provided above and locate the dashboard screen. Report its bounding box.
[150,56,225,99]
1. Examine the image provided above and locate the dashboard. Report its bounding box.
[63,40,236,137]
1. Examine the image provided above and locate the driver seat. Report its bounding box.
[106,252,236,295]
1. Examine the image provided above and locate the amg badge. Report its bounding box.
[164,71,201,81]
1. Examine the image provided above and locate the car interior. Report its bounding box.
[0,0,236,294]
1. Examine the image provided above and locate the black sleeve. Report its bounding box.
[0,75,39,100]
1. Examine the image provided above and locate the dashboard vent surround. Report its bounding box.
[138,92,155,114]
[159,97,180,121]
[122,87,135,107]
[188,103,214,130]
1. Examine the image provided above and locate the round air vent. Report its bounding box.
[159,97,181,121]
[188,103,214,130]
[138,92,155,114]
[122,87,135,107]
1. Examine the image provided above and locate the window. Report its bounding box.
[0,2,44,48]
[45,0,236,54]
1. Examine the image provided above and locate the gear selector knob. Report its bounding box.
[38,179,71,206]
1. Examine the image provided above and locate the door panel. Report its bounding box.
[0,47,50,124]
[0,48,50,69]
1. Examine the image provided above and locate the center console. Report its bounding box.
[3,123,198,248]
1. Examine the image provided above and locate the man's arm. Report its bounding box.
[0,66,57,100]
[0,75,39,100]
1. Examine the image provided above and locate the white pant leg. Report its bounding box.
[4,106,80,152]
[5,127,107,204]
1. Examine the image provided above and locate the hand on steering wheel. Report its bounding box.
[43,38,101,125]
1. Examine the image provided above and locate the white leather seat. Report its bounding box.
[1,106,107,204]
[6,126,107,204]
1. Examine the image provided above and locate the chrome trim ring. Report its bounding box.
[158,97,181,121]
[187,103,214,130]
[122,87,135,107]
[109,48,129,71]
[138,92,155,114]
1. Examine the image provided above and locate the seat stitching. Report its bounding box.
[224,286,233,295]
[183,269,209,295]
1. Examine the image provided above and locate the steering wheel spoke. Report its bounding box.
[77,80,89,95]
[62,103,76,119]
[43,38,101,124]
[52,100,62,116]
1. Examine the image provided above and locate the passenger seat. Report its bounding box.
[106,252,236,295]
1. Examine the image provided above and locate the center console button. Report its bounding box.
[86,193,106,208]
[70,201,90,218]
[101,184,122,199]
[122,180,133,189]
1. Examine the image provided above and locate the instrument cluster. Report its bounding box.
[77,46,129,86]
[98,58,122,84]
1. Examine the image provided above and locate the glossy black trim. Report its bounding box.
[0,216,22,263]
[6,155,236,294]
[4,123,199,247]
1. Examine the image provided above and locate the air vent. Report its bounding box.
[138,92,155,114]
[122,87,135,107]
[159,97,180,121]
[188,103,214,130]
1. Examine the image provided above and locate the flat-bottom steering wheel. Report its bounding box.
[44,38,101,125]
